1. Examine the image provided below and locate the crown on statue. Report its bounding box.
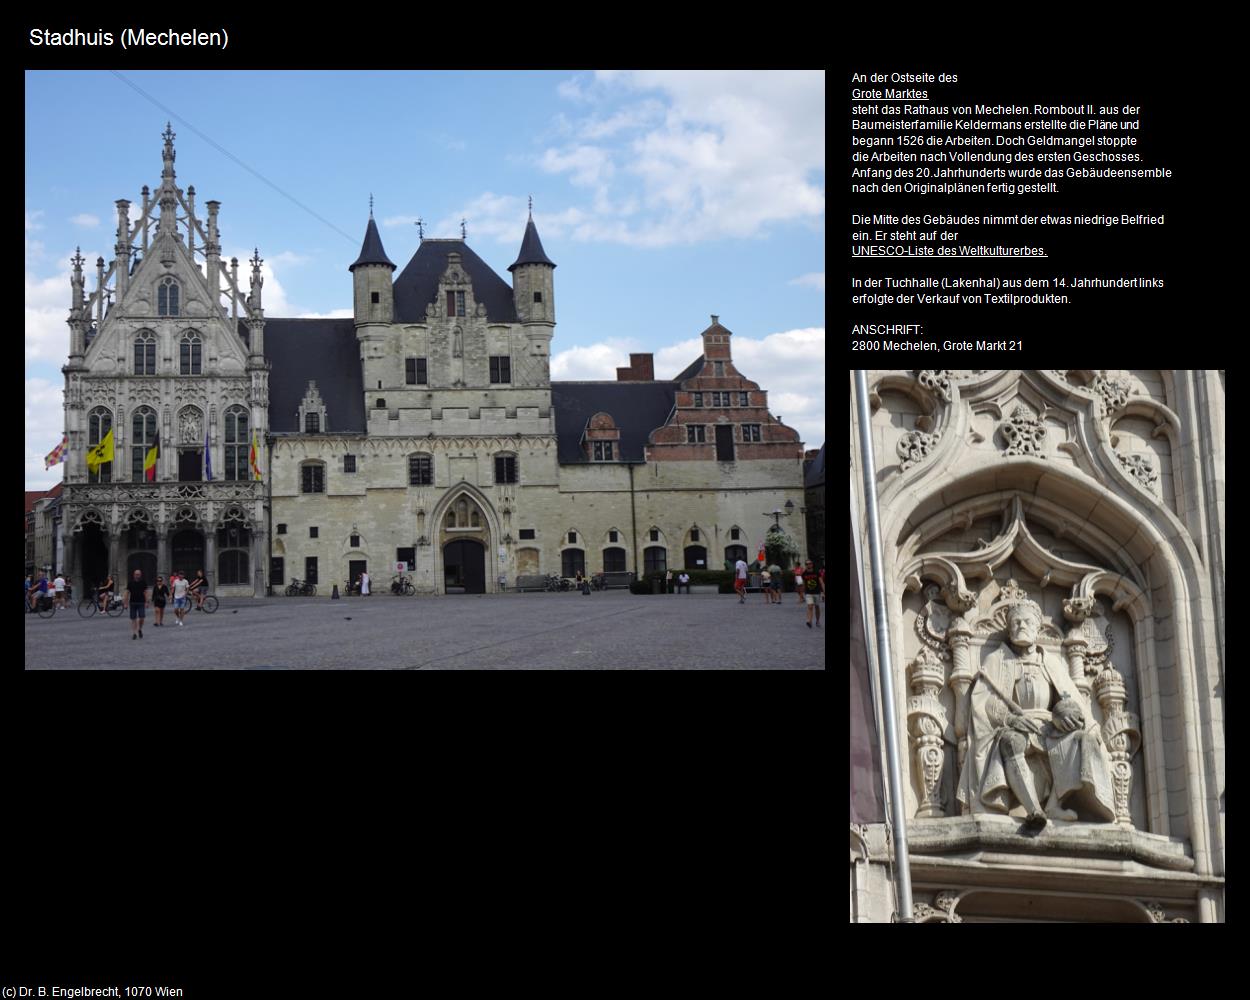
[997,578,1044,624]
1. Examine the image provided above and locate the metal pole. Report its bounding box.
[853,369,914,922]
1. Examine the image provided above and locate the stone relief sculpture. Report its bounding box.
[179,407,202,444]
[999,405,1046,456]
[1117,453,1159,493]
[956,582,1117,827]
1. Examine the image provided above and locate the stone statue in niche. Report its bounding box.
[956,585,1116,828]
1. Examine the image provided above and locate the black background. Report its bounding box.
[840,38,1229,369]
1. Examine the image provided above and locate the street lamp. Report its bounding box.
[764,508,785,528]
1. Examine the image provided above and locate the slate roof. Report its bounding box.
[263,319,366,432]
[672,355,705,383]
[349,217,396,272]
[508,218,556,270]
[804,443,825,488]
[551,381,677,464]
[392,240,519,324]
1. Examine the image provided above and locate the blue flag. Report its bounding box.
[204,424,213,481]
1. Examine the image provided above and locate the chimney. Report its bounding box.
[702,314,732,361]
[616,352,655,381]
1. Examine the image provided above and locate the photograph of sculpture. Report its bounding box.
[850,370,1225,923]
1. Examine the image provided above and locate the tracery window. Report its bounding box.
[129,406,157,483]
[88,407,113,483]
[134,330,156,375]
[179,332,202,375]
[224,406,249,481]
[157,276,180,317]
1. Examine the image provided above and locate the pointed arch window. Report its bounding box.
[130,406,157,482]
[88,407,113,483]
[133,330,156,375]
[224,406,250,481]
[180,332,202,375]
[158,276,180,317]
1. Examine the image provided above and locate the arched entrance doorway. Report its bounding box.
[79,522,109,590]
[172,528,206,579]
[444,539,486,594]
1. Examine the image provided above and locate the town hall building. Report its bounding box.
[57,126,809,596]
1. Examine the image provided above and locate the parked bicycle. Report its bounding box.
[544,574,571,592]
[344,577,361,596]
[285,578,317,597]
[78,593,125,618]
[390,573,416,596]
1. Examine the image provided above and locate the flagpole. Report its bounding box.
[853,369,914,922]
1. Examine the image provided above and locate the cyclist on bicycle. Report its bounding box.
[188,569,207,610]
[97,573,114,614]
[29,573,48,611]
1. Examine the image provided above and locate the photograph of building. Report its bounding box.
[53,127,809,597]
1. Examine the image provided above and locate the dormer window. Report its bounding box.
[593,441,614,461]
[305,413,320,434]
[158,276,180,316]
[447,290,466,317]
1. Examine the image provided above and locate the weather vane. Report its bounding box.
[460,218,467,240]
[414,217,424,239]
[528,195,533,218]
[369,193,374,218]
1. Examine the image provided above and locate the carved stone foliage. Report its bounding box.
[1117,453,1159,493]
[916,370,953,402]
[913,890,962,923]
[1091,373,1131,416]
[999,405,1046,457]
[1142,901,1189,924]
[898,430,941,471]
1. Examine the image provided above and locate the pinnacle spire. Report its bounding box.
[508,212,556,271]
[349,215,396,272]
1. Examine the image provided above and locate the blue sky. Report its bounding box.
[25,69,825,490]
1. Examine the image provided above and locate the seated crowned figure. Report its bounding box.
[956,585,1117,828]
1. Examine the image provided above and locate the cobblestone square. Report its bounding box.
[24,590,827,669]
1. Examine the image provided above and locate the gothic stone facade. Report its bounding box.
[59,129,807,598]
[850,370,1225,923]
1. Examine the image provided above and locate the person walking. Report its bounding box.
[188,568,207,610]
[665,569,673,595]
[53,571,67,609]
[768,564,783,604]
[802,559,824,629]
[24,574,31,609]
[734,556,749,603]
[126,568,149,640]
[794,563,805,605]
[97,572,115,615]
[360,569,370,596]
[152,575,169,626]
[760,566,772,604]
[171,571,190,626]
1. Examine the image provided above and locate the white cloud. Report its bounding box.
[25,270,71,361]
[540,145,615,189]
[788,272,825,290]
[550,338,642,380]
[26,210,44,230]
[70,213,100,228]
[25,377,66,492]
[542,70,825,246]
[295,308,353,319]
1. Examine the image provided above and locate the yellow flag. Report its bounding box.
[86,427,114,473]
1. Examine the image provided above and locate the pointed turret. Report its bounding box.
[508,213,556,271]
[349,216,396,272]
[510,201,556,327]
